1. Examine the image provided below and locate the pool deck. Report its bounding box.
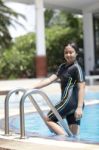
[0,78,99,150]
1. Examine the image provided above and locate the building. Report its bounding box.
[5,0,99,77]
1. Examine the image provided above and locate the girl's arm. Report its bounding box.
[75,82,85,120]
[77,82,85,108]
[33,74,58,89]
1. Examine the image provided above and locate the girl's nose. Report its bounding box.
[67,53,70,56]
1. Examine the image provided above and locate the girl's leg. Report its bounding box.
[66,113,80,135]
[69,124,80,135]
[44,116,66,135]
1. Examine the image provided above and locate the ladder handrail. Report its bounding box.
[20,95,51,138]
[5,88,26,135]
[20,89,73,138]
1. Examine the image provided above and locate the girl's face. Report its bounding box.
[64,44,77,64]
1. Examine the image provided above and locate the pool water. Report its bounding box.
[10,104,99,143]
[85,91,99,100]
[79,104,99,142]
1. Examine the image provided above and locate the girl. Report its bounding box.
[34,42,85,135]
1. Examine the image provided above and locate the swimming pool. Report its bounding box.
[9,103,99,143]
[2,91,99,144]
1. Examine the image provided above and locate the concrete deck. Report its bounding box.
[0,136,99,150]
[0,78,99,94]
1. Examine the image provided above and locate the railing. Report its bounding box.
[85,75,99,85]
[20,89,73,138]
[5,88,26,135]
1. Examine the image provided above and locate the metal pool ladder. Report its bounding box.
[5,87,26,135]
[20,89,73,138]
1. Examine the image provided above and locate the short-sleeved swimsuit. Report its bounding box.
[47,61,85,125]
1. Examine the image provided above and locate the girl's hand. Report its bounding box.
[74,107,83,120]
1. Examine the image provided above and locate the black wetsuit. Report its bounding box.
[47,61,85,125]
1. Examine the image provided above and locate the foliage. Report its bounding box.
[0,8,83,79]
[0,23,83,79]
[44,10,84,71]
[0,33,36,79]
[0,0,25,55]
[46,26,83,73]
[44,9,82,30]
[44,9,55,27]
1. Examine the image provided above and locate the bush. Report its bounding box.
[0,33,36,79]
[0,27,83,79]
[46,26,83,73]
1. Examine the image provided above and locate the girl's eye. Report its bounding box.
[65,52,72,55]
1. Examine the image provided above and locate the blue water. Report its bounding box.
[79,104,99,142]
[85,91,99,100]
[10,104,99,143]
[9,91,99,143]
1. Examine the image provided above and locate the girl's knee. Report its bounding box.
[44,116,50,121]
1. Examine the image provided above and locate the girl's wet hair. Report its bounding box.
[65,42,79,53]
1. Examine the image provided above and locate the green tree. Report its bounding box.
[45,9,83,45]
[44,9,55,27]
[0,8,84,79]
[0,0,24,54]
[46,26,81,73]
[0,32,36,79]
[44,9,84,70]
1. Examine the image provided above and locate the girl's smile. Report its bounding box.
[64,44,77,64]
